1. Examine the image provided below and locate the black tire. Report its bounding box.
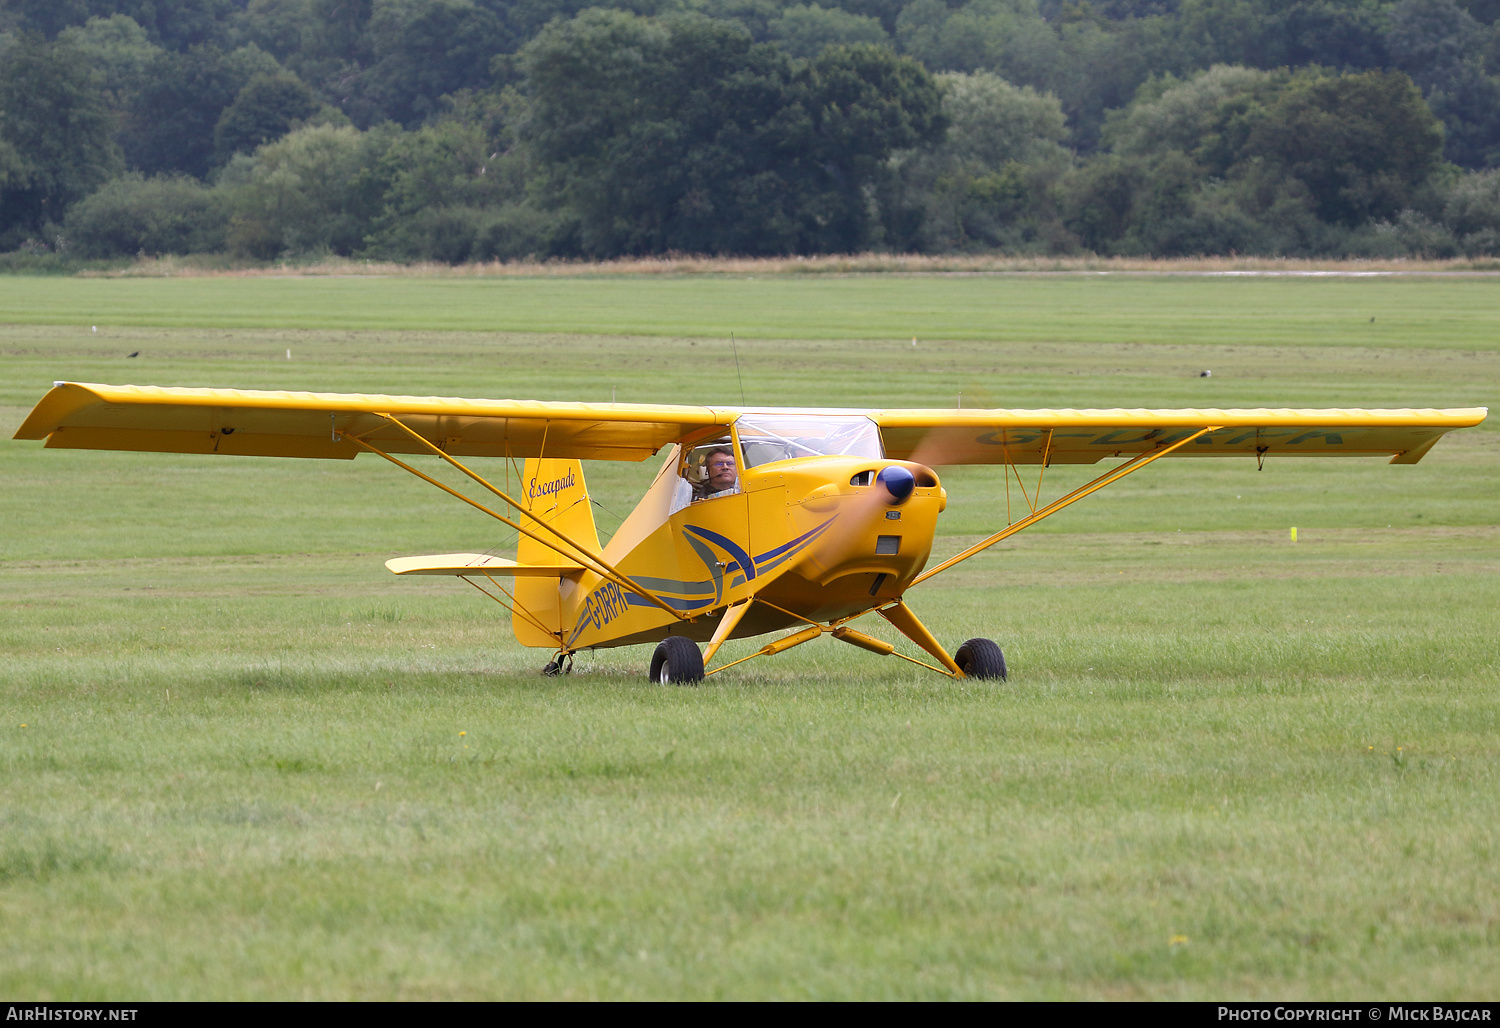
[954,638,1007,681]
[649,636,705,685]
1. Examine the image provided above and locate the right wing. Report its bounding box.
[14,382,731,462]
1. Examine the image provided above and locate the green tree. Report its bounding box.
[805,42,948,248]
[1169,0,1277,67]
[896,0,1065,92]
[54,14,162,111]
[522,11,942,255]
[1442,167,1500,252]
[1274,0,1390,69]
[522,11,790,255]
[0,0,237,48]
[221,122,396,255]
[889,71,1073,251]
[1065,65,1446,254]
[363,107,532,260]
[345,0,512,127]
[1104,64,1281,161]
[1247,69,1446,224]
[226,0,321,64]
[214,73,320,160]
[767,5,890,58]
[1387,0,1500,167]
[0,34,122,246]
[821,0,909,35]
[305,0,374,61]
[1043,13,1177,152]
[123,43,282,178]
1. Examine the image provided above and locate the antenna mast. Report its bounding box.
[731,332,747,406]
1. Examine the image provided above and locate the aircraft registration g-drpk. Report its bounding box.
[15,383,1487,683]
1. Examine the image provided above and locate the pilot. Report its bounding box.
[696,446,739,501]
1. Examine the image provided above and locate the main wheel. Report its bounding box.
[649,636,705,685]
[954,638,1006,681]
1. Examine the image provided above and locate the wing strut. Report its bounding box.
[911,427,1219,586]
[462,575,561,643]
[342,422,689,622]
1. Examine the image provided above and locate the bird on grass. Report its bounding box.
[127,351,139,358]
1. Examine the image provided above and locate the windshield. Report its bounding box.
[736,415,884,469]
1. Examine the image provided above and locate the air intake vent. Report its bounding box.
[875,535,900,555]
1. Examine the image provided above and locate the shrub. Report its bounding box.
[472,204,576,261]
[63,174,228,257]
[367,203,575,263]
[222,124,396,257]
[1443,169,1500,254]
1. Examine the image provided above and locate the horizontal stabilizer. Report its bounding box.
[385,553,580,577]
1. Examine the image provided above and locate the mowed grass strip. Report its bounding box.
[1,278,1496,998]
[2,541,1496,999]
[3,274,1500,348]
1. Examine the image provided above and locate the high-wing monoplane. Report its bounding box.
[15,384,1486,682]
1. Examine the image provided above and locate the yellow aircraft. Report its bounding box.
[14,383,1487,683]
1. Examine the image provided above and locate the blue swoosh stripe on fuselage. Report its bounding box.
[623,592,711,611]
[606,516,841,615]
[627,575,718,596]
[753,517,836,568]
[709,518,834,583]
[682,526,757,582]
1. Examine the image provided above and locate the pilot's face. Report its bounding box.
[706,452,737,491]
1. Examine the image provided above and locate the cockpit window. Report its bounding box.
[735,415,884,469]
[681,438,736,485]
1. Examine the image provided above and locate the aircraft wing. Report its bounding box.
[13,383,730,461]
[873,407,1488,465]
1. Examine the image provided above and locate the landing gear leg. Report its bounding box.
[877,602,964,677]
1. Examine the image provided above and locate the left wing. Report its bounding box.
[874,407,1488,465]
[14,383,730,461]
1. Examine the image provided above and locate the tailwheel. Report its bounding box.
[650,636,705,685]
[541,653,574,677]
[954,638,1007,681]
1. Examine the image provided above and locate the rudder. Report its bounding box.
[513,459,598,648]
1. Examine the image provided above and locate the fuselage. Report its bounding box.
[560,453,945,650]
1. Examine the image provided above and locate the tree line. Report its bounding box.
[2,0,1499,261]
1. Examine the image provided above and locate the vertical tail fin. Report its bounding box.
[513,459,597,647]
[517,458,599,564]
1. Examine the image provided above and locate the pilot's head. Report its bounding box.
[704,446,737,492]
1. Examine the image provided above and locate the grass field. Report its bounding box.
[1,274,1497,999]
[6,272,1500,349]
